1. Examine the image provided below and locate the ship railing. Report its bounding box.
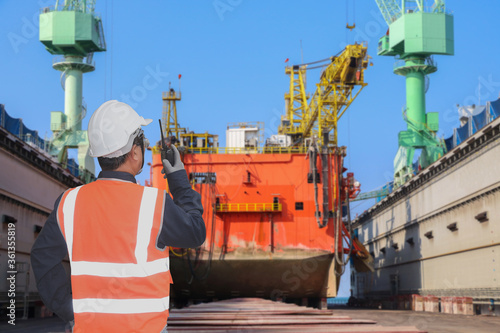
[52,56,96,68]
[217,203,282,213]
[183,146,309,154]
[162,91,182,100]
[401,5,452,15]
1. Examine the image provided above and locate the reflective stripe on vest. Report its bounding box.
[73,296,171,314]
[57,180,170,329]
[70,258,169,277]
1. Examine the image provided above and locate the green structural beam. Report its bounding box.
[40,1,105,183]
[405,66,427,129]
[375,0,402,25]
[375,0,454,187]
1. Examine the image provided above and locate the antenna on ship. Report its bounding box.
[40,0,106,183]
[178,74,182,94]
[162,76,185,142]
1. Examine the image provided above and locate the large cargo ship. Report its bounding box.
[149,44,373,307]
[0,0,375,315]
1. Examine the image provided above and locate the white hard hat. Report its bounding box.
[88,100,152,158]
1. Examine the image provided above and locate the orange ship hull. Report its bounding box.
[151,148,346,306]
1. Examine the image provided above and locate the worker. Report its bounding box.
[31,100,206,333]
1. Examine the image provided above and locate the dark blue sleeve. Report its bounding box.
[157,170,206,249]
[30,194,74,323]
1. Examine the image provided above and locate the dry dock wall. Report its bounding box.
[353,118,500,314]
[0,127,82,316]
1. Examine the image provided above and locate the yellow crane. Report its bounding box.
[279,43,370,147]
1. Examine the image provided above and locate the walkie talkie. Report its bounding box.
[159,119,175,167]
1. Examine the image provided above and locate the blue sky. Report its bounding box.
[2,1,500,297]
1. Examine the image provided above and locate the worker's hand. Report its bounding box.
[161,145,184,177]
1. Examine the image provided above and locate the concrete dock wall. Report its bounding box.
[353,117,500,314]
[0,128,82,314]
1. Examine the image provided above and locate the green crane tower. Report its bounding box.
[39,0,106,183]
[375,0,454,187]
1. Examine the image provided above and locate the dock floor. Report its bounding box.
[1,299,499,332]
[331,307,500,333]
[167,298,425,332]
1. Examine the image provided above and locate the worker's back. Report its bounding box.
[57,179,171,332]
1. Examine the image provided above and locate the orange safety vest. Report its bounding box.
[57,179,171,333]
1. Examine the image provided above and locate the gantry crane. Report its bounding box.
[277,43,369,240]
[278,43,370,147]
[375,0,454,186]
[40,0,106,183]
[276,44,373,275]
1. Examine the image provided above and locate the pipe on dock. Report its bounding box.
[321,147,329,228]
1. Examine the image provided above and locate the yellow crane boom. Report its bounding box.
[279,43,370,146]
